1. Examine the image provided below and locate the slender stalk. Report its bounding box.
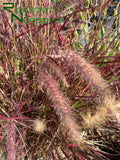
[7,120,16,160]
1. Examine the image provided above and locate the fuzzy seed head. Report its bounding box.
[34,119,46,133]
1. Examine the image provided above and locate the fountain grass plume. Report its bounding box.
[58,49,112,101]
[56,49,119,127]
[39,67,83,145]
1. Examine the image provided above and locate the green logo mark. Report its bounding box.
[3,3,61,24]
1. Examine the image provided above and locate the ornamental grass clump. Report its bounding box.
[0,0,120,159]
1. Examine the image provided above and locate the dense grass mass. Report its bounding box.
[0,0,120,159]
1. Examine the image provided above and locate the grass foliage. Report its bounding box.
[0,0,120,159]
